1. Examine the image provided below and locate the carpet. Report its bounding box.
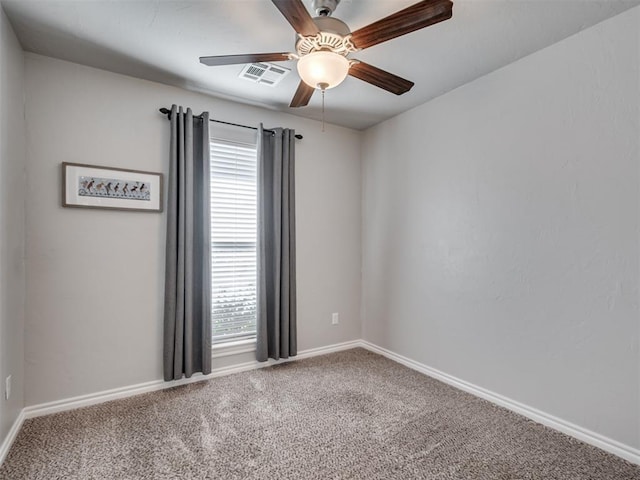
[1,348,638,479]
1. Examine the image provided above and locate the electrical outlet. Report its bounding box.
[332,313,339,325]
[5,375,11,401]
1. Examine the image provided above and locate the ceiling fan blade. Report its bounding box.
[349,61,414,95]
[350,0,453,50]
[290,81,315,108]
[199,53,290,66]
[271,0,320,36]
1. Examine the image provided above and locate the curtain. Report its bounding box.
[256,125,297,362]
[163,105,212,381]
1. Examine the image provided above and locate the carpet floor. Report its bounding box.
[1,348,638,479]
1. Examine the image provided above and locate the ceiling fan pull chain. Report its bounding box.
[319,82,328,132]
[322,88,325,132]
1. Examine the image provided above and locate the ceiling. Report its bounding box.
[3,0,638,130]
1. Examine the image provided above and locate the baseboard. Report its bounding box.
[360,340,640,466]
[0,410,25,465]
[22,339,361,420]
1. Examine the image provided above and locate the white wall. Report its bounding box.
[0,8,26,441]
[361,7,639,450]
[24,54,361,406]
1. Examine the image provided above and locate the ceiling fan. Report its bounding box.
[199,0,453,108]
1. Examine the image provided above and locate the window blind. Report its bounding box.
[210,139,258,344]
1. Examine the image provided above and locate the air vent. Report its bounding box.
[239,62,291,86]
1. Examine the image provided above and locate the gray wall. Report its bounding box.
[361,7,639,449]
[0,8,26,441]
[24,54,362,406]
[10,3,640,459]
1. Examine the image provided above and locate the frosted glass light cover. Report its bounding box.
[297,51,350,90]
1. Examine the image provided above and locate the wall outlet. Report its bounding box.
[5,375,11,401]
[332,313,339,325]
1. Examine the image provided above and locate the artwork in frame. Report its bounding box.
[62,162,163,212]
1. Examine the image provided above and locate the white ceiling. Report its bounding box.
[3,0,638,130]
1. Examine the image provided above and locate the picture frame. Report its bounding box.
[62,162,163,212]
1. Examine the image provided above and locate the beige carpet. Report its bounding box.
[1,348,638,479]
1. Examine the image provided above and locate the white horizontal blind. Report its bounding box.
[210,138,258,344]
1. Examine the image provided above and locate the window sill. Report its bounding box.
[211,338,257,359]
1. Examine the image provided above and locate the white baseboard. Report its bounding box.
[359,340,640,466]
[22,339,361,420]
[0,410,25,465]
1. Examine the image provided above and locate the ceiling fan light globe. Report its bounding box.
[297,51,349,90]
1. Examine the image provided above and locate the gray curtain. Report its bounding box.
[163,105,212,381]
[256,125,297,362]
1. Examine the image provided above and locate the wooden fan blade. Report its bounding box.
[349,61,414,95]
[290,81,315,108]
[199,53,290,66]
[350,0,453,50]
[271,0,319,36]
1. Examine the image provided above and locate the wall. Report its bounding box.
[361,7,639,450]
[24,54,361,406]
[0,8,26,442]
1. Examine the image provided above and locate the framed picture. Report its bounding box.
[62,162,163,212]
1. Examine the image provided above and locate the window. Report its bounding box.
[210,137,258,345]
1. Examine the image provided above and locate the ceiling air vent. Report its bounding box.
[239,62,291,86]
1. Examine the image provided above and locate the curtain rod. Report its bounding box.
[158,108,303,140]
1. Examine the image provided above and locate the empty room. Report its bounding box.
[0,0,638,478]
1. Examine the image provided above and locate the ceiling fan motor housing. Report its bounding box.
[312,16,350,36]
[295,17,355,57]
